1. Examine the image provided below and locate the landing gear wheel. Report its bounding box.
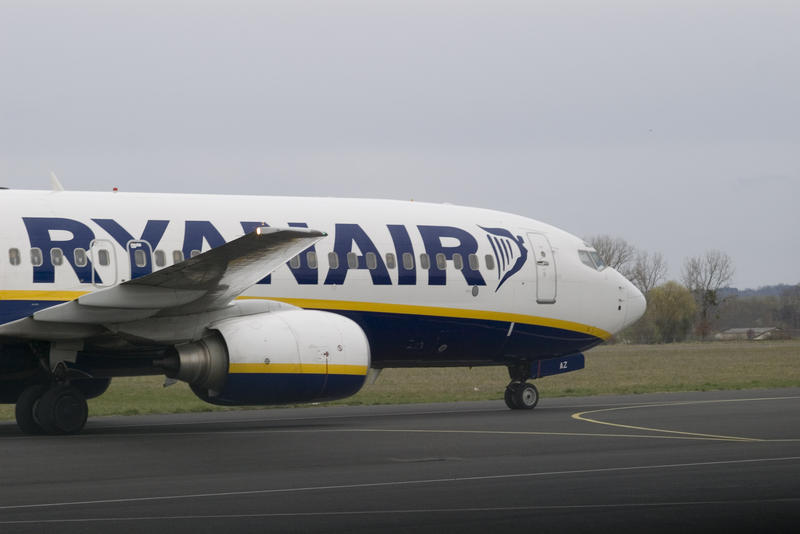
[15,384,48,435]
[513,382,539,410]
[35,385,88,435]
[504,382,521,409]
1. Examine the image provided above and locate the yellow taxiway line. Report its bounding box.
[571,396,800,443]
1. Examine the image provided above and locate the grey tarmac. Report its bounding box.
[1,388,799,533]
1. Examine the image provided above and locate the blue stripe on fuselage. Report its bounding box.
[0,300,62,324]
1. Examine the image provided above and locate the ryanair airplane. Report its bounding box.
[0,188,646,434]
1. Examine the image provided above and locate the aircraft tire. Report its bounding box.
[15,384,48,435]
[513,382,539,410]
[504,383,521,409]
[35,385,88,435]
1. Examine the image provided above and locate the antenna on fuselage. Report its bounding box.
[49,171,65,192]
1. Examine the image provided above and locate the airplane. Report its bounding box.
[0,187,646,434]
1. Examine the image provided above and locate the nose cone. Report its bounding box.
[625,283,647,327]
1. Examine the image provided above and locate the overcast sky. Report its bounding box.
[1,1,798,289]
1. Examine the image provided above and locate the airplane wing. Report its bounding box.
[0,227,325,338]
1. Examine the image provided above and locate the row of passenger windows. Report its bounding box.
[7,248,210,269]
[10,247,138,268]
[7,247,498,272]
[324,251,495,271]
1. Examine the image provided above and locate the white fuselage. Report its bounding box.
[0,190,645,365]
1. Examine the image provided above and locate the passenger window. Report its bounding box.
[468,253,479,271]
[289,255,301,269]
[402,252,414,270]
[453,253,463,270]
[328,252,339,270]
[30,248,43,267]
[366,252,377,270]
[190,249,201,258]
[485,254,495,270]
[154,250,166,267]
[347,252,358,269]
[306,251,317,269]
[98,249,110,266]
[74,248,88,267]
[173,250,184,264]
[8,248,20,266]
[385,252,396,269]
[420,253,430,270]
[435,253,446,270]
[50,248,64,266]
[134,249,147,268]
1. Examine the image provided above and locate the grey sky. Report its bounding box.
[1,0,798,289]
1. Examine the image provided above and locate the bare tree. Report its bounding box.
[629,251,667,295]
[587,235,636,277]
[681,250,735,339]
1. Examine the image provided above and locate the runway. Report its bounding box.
[1,388,799,533]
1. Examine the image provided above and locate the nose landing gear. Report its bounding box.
[504,381,539,410]
[504,361,540,410]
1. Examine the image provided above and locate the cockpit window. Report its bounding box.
[578,250,595,269]
[589,251,606,270]
[578,250,606,271]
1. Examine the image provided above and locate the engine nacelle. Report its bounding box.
[169,310,370,406]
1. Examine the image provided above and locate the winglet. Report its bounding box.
[50,171,65,192]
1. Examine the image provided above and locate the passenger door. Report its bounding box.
[90,239,117,287]
[526,233,556,303]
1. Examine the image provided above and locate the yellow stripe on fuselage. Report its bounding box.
[229,363,368,375]
[0,290,611,340]
[0,290,88,301]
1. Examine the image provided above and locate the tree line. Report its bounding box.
[587,235,799,344]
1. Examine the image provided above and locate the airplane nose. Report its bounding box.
[625,284,647,326]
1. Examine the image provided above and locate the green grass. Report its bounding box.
[1,340,798,421]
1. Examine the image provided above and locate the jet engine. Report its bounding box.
[159,310,370,406]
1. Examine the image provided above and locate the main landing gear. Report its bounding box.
[504,361,539,410]
[15,383,88,435]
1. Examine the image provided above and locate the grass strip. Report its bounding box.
[1,340,798,420]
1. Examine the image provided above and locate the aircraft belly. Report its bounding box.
[500,322,605,361]
[312,309,603,366]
